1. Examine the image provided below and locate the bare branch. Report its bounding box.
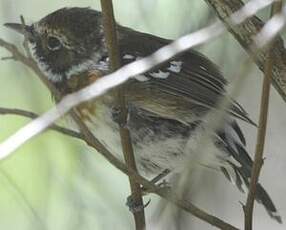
[20,15,32,58]
[244,2,283,229]
[100,0,146,229]
[205,0,286,103]
[1,56,14,60]
[0,107,83,140]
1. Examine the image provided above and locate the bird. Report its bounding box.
[4,7,281,223]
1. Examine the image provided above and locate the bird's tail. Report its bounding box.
[217,120,282,223]
[222,162,282,223]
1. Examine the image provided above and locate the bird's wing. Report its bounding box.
[118,26,255,125]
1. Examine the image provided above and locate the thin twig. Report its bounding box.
[20,15,32,58]
[99,1,146,229]
[1,56,14,60]
[0,107,83,140]
[244,1,283,230]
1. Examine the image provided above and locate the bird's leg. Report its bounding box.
[126,196,151,213]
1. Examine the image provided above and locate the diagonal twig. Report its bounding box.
[0,107,83,140]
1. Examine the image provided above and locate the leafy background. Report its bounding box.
[0,0,285,229]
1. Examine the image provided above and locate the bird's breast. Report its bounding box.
[81,100,124,161]
[79,101,193,178]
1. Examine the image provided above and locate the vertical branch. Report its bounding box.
[244,1,283,230]
[99,1,146,230]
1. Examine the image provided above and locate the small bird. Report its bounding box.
[5,7,281,222]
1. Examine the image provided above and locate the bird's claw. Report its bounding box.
[126,170,171,213]
[126,196,151,213]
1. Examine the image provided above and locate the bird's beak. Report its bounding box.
[4,23,28,35]
[4,22,35,41]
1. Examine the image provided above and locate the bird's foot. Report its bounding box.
[125,169,171,213]
[126,196,151,213]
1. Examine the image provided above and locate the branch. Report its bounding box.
[100,1,146,229]
[0,107,83,140]
[244,2,283,229]
[205,0,286,103]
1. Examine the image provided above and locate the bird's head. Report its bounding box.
[5,7,108,83]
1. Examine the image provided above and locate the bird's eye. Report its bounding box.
[47,36,62,51]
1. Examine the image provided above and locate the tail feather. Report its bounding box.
[216,120,282,223]
[257,184,282,223]
[237,166,282,224]
[220,163,282,223]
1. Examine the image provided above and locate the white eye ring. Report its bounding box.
[47,36,62,51]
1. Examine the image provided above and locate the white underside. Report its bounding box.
[84,103,232,179]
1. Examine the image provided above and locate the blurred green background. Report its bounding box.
[0,0,285,229]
